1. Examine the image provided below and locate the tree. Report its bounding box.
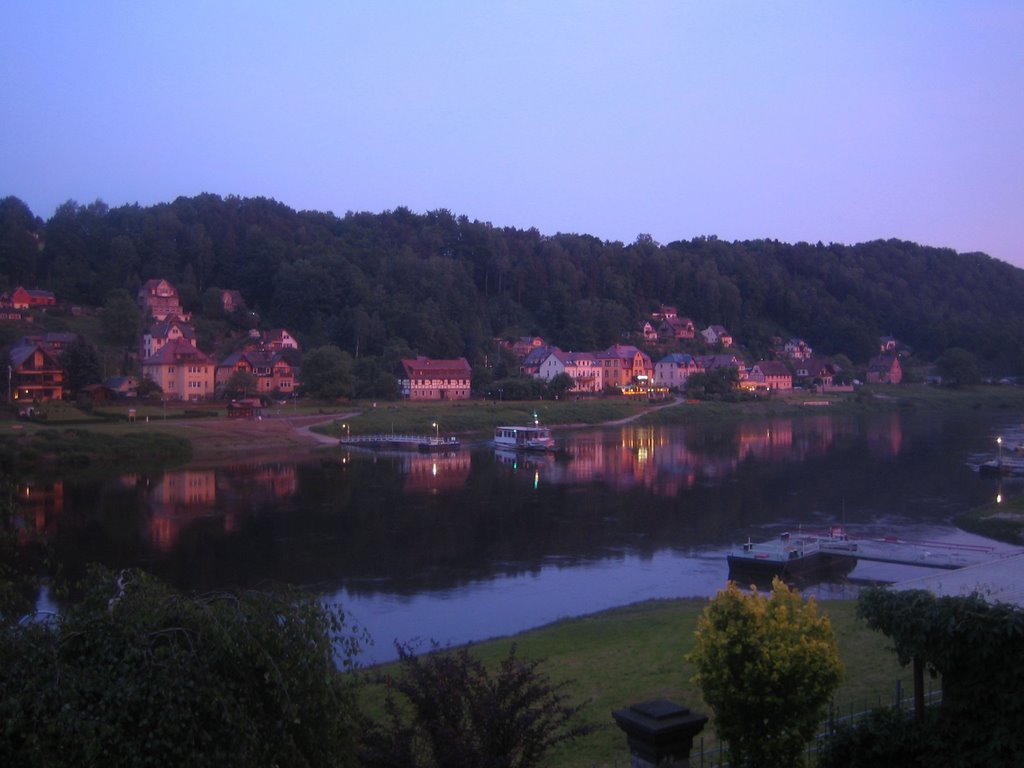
[933,347,981,387]
[0,568,364,768]
[360,643,593,768]
[60,335,103,395]
[301,345,355,399]
[688,578,843,768]
[848,588,1024,764]
[221,370,258,399]
[101,288,142,347]
[685,366,739,400]
[546,372,575,399]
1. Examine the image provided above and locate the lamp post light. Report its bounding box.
[342,423,350,440]
[997,436,1003,466]
[432,422,439,439]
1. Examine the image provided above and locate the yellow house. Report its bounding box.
[141,339,215,402]
[595,344,654,390]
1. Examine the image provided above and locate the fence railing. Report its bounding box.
[684,679,943,768]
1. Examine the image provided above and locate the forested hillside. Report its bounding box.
[3,194,1023,374]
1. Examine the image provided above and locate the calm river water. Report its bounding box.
[26,408,1024,664]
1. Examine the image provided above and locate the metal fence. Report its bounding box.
[685,679,944,768]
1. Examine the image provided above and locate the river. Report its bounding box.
[24,408,1024,664]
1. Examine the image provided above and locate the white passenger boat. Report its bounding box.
[493,424,556,452]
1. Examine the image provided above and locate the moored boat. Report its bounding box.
[727,526,857,581]
[493,424,556,452]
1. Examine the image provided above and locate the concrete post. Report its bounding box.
[612,699,708,768]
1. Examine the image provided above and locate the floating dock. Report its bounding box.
[339,434,461,453]
[892,552,1024,607]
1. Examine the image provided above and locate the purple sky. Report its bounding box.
[3,2,1022,267]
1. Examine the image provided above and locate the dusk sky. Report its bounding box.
[3,2,1023,267]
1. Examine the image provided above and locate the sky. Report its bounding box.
[3,1,1023,267]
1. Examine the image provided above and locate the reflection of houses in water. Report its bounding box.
[148,469,218,551]
[499,417,870,497]
[403,452,472,494]
[217,461,298,499]
[738,420,794,458]
[17,480,64,535]
[866,413,903,457]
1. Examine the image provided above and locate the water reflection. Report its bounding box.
[17,409,1021,663]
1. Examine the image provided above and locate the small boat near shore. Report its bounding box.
[493,424,556,452]
[727,526,858,581]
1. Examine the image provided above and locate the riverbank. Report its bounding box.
[358,596,913,768]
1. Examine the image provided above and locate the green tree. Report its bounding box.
[685,366,739,400]
[59,335,103,395]
[848,588,1024,765]
[302,345,355,399]
[360,643,593,768]
[0,569,364,768]
[546,372,575,399]
[689,578,843,768]
[933,347,981,387]
[221,370,258,399]
[101,288,142,347]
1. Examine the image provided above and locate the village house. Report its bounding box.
[640,321,658,342]
[10,287,57,310]
[141,339,215,401]
[510,336,546,359]
[261,328,300,352]
[866,354,903,384]
[397,357,472,400]
[595,344,654,389]
[794,358,839,389]
[16,331,78,354]
[651,305,678,321]
[748,360,793,391]
[657,315,696,342]
[137,278,190,322]
[520,345,555,377]
[215,350,296,396]
[8,343,64,402]
[537,349,603,393]
[654,353,703,390]
[0,292,27,322]
[700,325,733,348]
[696,353,747,376]
[142,318,197,359]
[104,376,139,398]
[782,338,813,361]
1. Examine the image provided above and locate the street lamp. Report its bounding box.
[342,423,350,440]
[997,436,1003,465]
[432,422,439,439]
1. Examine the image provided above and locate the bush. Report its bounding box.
[0,569,364,768]
[360,643,594,768]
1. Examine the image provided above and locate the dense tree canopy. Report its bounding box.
[3,194,1024,374]
[0,568,364,768]
[689,578,843,768]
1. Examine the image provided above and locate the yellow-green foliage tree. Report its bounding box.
[689,578,843,768]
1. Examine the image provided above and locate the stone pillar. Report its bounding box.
[612,699,709,768]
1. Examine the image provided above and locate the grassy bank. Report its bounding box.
[955,496,1024,544]
[358,596,913,768]
[0,427,191,477]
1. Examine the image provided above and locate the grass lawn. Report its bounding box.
[357,596,914,768]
